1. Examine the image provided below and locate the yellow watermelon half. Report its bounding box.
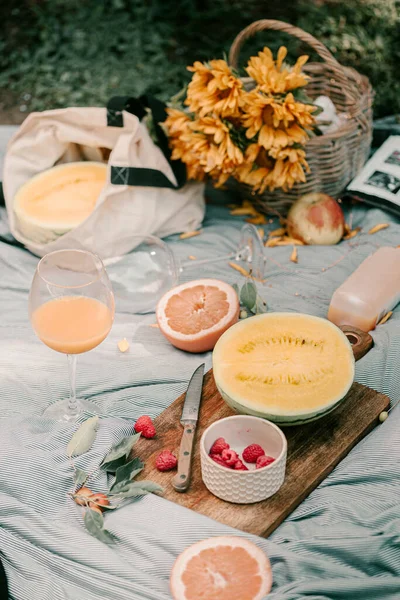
[14,161,107,244]
[212,312,355,426]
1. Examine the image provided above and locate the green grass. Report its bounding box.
[0,0,399,118]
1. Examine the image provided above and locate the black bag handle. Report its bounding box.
[107,95,186,190]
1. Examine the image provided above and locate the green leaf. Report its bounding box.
[73,468,88,488]
[100,455,127,474]
[312,105,324,117]
[100,433,141,466]
[109,480,163,498]
[253,294,268,315]
[84,509,115,544]
[110,457,144,493]
[67,416,99,457]
[240,281,257,311]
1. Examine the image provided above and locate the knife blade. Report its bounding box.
[172,363,205,493]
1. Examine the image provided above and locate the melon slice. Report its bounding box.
[14,161,107,243]
[213,312,355,425]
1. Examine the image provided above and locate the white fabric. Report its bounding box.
[2,107,205,259]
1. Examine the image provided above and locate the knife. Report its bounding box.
[172,363,205,493]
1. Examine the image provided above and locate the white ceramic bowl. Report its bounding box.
[200,415,287,504]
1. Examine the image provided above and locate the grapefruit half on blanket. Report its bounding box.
[170,536,272,600]
[156,279,239,353]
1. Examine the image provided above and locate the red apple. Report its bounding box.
[287,192,345,245]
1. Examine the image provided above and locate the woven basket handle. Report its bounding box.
[229,19,350,95]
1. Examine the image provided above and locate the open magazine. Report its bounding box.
[345,136,400,217]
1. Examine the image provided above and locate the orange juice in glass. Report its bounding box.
[29,249,114,422]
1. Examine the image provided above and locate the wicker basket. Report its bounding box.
[228,20,374,215]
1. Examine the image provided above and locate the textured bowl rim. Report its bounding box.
[200,415,287,474]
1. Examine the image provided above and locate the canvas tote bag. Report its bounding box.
[2,96,205,259]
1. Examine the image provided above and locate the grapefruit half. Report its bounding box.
[170,536,273,600]
[156,279,239,353]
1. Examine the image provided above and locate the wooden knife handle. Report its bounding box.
[172,422,196,493]
[339,325,374,361]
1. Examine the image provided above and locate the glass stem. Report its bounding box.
[180,251,237,272]
[67,354,78,415]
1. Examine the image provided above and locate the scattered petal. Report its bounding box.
[265,238,280,247]
[228,262,250,277]
[149,323,159,328]
[188,255,197,260]
[180,230,201,239]
[290,246,298,263]
[117,338,130,353]
[343,227,361,240]
[246,214,267,225]
[378,311,393,326]
[230,207,258,216]
[276,236,304,246]
[269,227,286,238]
[368,223,389,235]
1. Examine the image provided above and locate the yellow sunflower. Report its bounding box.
[234,144,273,190]
[235,143,309,193]
[163,108,192,138]
[190,116,244,166]
[168,132,206,182]
[168,115,243,184]
[242,91,309,150]
[246,46,310,94]
[185,59,244,118]
[267,158,308,191]
[282,93,317,128]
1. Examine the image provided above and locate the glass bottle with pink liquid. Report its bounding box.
[29,249,114,422]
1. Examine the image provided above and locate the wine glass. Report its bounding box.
[29,249,115,422]
[179,223,266,278]
[105,235,179,315]
[106,224,265,314]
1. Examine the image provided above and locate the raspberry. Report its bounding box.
[135,415,156,439]
[242,444,265,463]
[256,455,275,469]
[234,460,248,471]
[221,448,239,467]
[210,453,229,467]
[156,450,177,472]
[210,437,230,455]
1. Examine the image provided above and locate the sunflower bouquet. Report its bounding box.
[163,47,321,194]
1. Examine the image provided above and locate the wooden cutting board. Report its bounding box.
[135,369,390,538]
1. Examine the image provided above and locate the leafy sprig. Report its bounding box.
[232,281,267,317]
[68,421,163,544]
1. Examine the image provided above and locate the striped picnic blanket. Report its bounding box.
[0,126,400,599]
